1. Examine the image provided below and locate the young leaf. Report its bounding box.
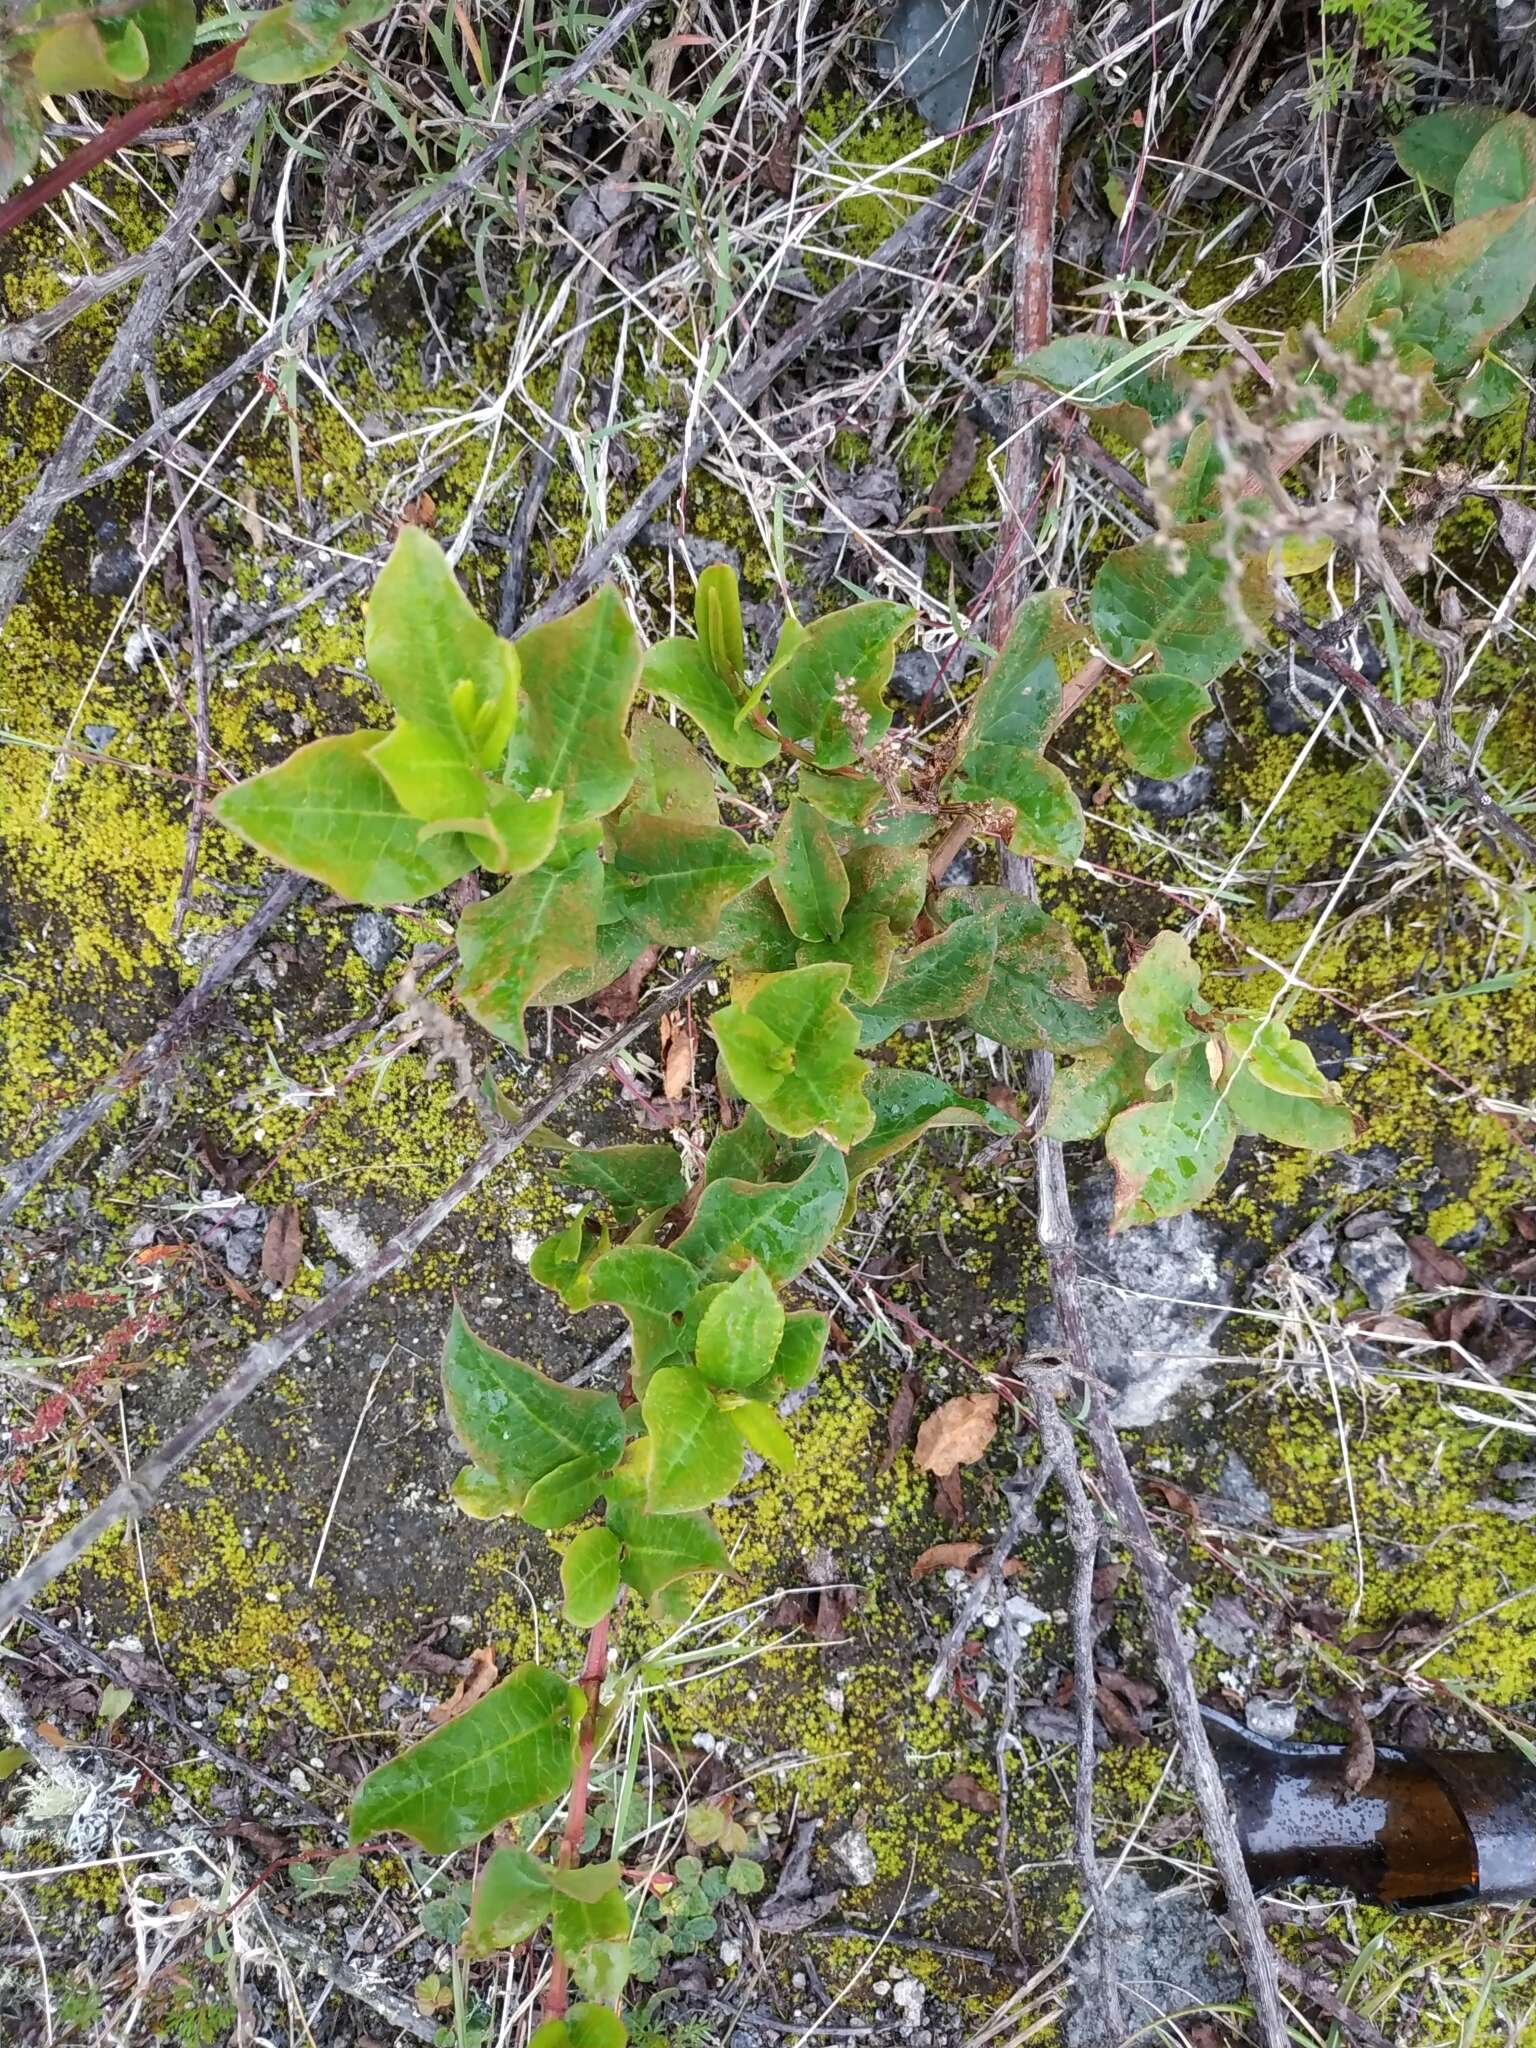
[846,1069,1016,1182]
[607,1500,729,1600]
[675,1140,848,1283]
[562,1526,623,1627]
[694,1262,785,1390]
[1453,113,1536,221]
[451,1464,524,1520]
[465,1846,555,1956]
[772,1310,828,1390]
[641,1368,744,1512]
[364,528,518,767]
[765,602,913,767]
[1112,672,1215,779]
[1393,105,1504,195]
[941,889,1108,1053]
[712,964,873,1148]
[349,1666,579,1852]
[796,911,899,1003]
[641,639,779,769]
[587,1246,699,1380]
[1013,333,1186,446]
[522,1453,612,1530]
[557,1143,688,1222]
[1105,1048,1237,1230]
[1091,522,1273,684]
[549,1858,623,1903]
[130,0,195,82]
[31,15,148,92]
[726,1396,795,1469]
[441,1309,625,1504]
[701,1106,791,1186]
[1118,930,1207,1054]
[504,585,642,823]
[529,1210,609,1310]
[770,800,850,942]
[852,914,1001,1046]
[551,1884,631,2003]
[213,732,477,906]
[1218,1019,1354,1150]
[623,712,721,823]
[611,812,772,945]
[695,563,745,687]
[456,851,604,1053]
[1044,1027,1151,1141]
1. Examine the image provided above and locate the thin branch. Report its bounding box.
[0,960,710,1632]
[0,870,308,1228]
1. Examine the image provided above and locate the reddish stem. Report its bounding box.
[543,1611,613,2022]
[0,41,245,242]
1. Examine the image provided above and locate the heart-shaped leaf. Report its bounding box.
[694,1262,784,1390]
[607,1501,729,1601]
[349,1665,579,1852]
[587,1245,699,1381]
[675,1140,848,1282]
[771,1310,828,1390]
[796,911,899,1003]
[456,851,604,1052]
[1453,113,1536,221]
[940,889,1107,1053]
[623,711,721,824]
[1014,333,1187,447]
[465,1846,554,1955]
[846,1069,1016,1183]
[522,1453,611,1531]
[713,964,873,1148]
[529,1211,609,1310]
[1044,1026,1151,1141]
[1218,1019,1355,1151]
[642,1368,744,1511]
[951,742,1083,864]
[1112,672,1215,778]
[1118,930,1207,1054]
[562,1526,623,1627]
[551,1882,631,2003]
[1331,199,1536,378]
[1393,105,1504,195]
[843,841,927,932]
[853,914,1000,1046]
[554,1142,688,1222]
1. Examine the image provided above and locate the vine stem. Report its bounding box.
[0,961,711,1634]
[544,1610,616,2022]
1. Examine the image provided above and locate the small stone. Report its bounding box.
[1245,1696,1298,1743]
[88,543,141,598]
[938,845,978,887]
[1127,763,1216,819]
[1341,1224,1412,1311]
[83,723,118,750]
[831,1823,878,1887]
[1002,1594,1050,1630]
[888,648,940,705]
[315,1206,380,1271]
[892,1978,926,2027]
[350,910,401,974]
[1197,1596,1256,1659]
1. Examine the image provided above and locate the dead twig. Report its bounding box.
[0,960,710,1632]
[0,869,308,1229]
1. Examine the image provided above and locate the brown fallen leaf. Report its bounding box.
[1334,1686,1375,1798]
[589,945,661,1023]
[942,1771,1000,1816]
[660,1009,696,1102]
[1090,1562,1125,1604]
[427,1645,498,1726]
[1344,1609,1443,1657]
[1142,1474,1199,1521]
[1093,1682,1144,1747]
[914,1390,1000,1477]
[760,104,805,197]
[878,1368,924,1473]
[925,411,978,522]
[1405,1233,1471,1291]
[932,1468,966,1528]
[261,1202,303,1288]
[911,1540,986,1580]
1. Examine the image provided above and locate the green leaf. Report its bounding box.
[846,1069,1016,1183]
[522,1453,611,1530]
[562,1526,623,1627]
[1014,333,1186,445]
[694,1262,784,1390]
[568,2007,629,2048]
[130,0,195,82]
[549,1858,623,1903]
[1118,930,1207,1054]
[505,585,643,823]
[1458,353,1523,417]
[843,842,927,932]
[623,712,721,824]
[435,782,563,879]
[796,911,899,1004]
[1332,200,1536,377]
[234,0,392,79]
[611,814,772,945]
[1393,105,1504,195]
[1090,522,1273,684]
[1453,113,1536,220]
[713,964,873,1148]
[1044,1026,1151,1141]
[214,732,477,906]
[541,917,649,1007]
[31,16,144,92]
[675,1139,848,1282]
[0,71,43,205]
[707,879,802,975]
[465,1846,555,1956]
[951,743,1084,864]
[765,601,913,767]
[1218,1019,1354,1151]
[1105,1048,1237,1230]
[1112,672,1214,778]
[558,1143,688,1222]
[456,851,604,1053]
[852,914,1000,1046]
[551,1884,631,2003]
[441,1308,625,1505]
[642,1368,743,1511]
[940,888,1108,1053]
[607,1501,729,1601]
[587,1245,699,1381]
[531,2025,571,2048]
[529,1210,609,1310]
[726,1856,766,1896]
[450,1464,524,1520]
[701,1106,788,1186]
[795,767,885,826]
[364,528,518,768]
[725,1396,795,1469]
[772,1310,828,1390]
[695,563,745,687]
[958,591,1077,755]
[770,800,850,942]
[349,1666,579,1852]
[641,640,779,770]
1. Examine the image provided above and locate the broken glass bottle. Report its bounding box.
[1205,1708,1536,1907]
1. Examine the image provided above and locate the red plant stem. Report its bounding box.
[0,41,245,241]
[543,1611,614,2022]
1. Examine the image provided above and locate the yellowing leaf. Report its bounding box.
[770,800,850,942]
[1118,930,1206,1055]
[365,528,518,767]
[1105,1049,1237,1229]
[642,1368,744,1512]
[611,813,772,945]
[712,964,873,1149]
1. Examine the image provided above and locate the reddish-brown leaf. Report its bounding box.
[1142,1475,1198,1520]
[588,945,661,1023]
[933,1468,966,1528]
[911,1541,986,1580]
[1406,1233,1472,1291]
[760,105,805,196]
[426,1645,498,1726]
[1335,1686,1375,1798]
[260,1202,303,1289]
[879,1368,924,1473]
[942,1771,1000,1815]
[915,1391,999,1477]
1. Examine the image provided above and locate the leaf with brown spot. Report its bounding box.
[911,1541,986,1580]
[261,1202,303,1288]
[879,1368,923,1473]
[942,1771,999,1815]
[914,1390,999,1477]
[426,1645,499,1727]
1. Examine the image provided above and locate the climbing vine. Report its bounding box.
[205,103,1536,2043]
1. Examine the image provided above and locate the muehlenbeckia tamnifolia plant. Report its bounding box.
[209,104,1532,2041]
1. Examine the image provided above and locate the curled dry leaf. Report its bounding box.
[914,1390,1000,1477]
[942,1771,1000,1815]
[426,1644,498,1726]
[878,1367,924,1473]
[1335,1686,1376,1798]
[911,1540,985,1579]
[660,1008,696,1102]
[260,1201,303,1288]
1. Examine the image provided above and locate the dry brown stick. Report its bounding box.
[0,869,308,1229]
[0,960,710,1632]
[0,94,265,636]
